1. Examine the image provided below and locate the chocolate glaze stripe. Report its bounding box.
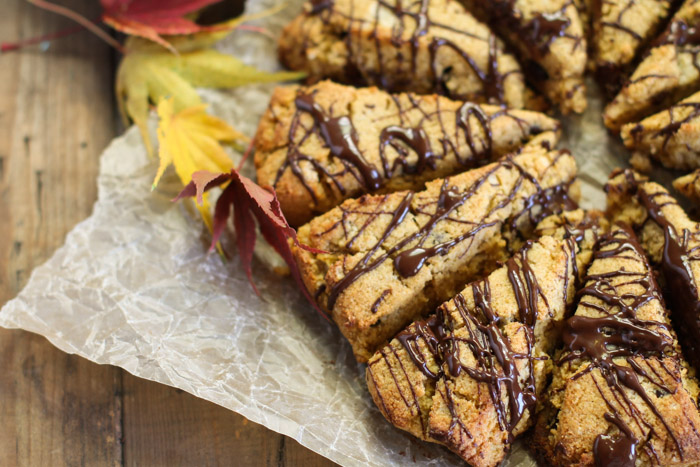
[559,225,682,465]
[485,0,582,60]
[378,126,436,178]
[629,100,700,152]
[295,93,382,191]
[326,191,413,309]
[636,187,700,367]
[325,151,575,310]
[653,8,700,47]
[310,0,512,103]
[278,90,518,207]
[598,0,647,43]
[394,240,561,442]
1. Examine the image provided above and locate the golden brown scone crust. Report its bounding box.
[367,235,576,467]
[277,0,534,109]
[532,224,700,466]
[606,169,700,370]
[292,145,578,362]
[674,169,700,201]
[604,0,700,131]
[534,208,610,283]
[592,0,675,97]
[460,0,588,114]
[255,81,561,226]
[622,90,700,172]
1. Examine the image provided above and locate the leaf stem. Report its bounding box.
[238,139,255,171]
[26,0,125,54]
[1,24,85,53]
[236,24,275,40]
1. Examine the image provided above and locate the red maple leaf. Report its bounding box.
[101,0,224,51]
[176,170,327,316]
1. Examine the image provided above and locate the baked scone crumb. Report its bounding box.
[277,0,535,108]
[622,90,700,172]
[367,235,576,467]
[459,0,588,114]
[292,145,578,362]
[607,169,700,369]
[255,81,561,226]
[604,0,700,130]
[533,223,700,466]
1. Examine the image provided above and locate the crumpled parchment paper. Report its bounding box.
[0,0,639,464]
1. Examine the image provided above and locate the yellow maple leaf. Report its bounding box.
[155,97,243,235]
[116,7,306,155]
[154,97,243,188]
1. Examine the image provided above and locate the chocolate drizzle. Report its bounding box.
[326,191,413,309]
[593,412,638,467]
[655,15,700,47]
[323,151,574,311]
[451,266,541,439]
[487,0,578,60]
[635,100,700,155]
[428,34,507,104]
[379,126,436,178]
[307,0,511,104]
[276,87,552,215]
[559,225,682,465]
[598,0,645,43]
[593,0,660,97]
[388,240,559,442]
[294,93,382,191]
[455,102,493,162]
[510,179,579,234]
[637,186,700,368]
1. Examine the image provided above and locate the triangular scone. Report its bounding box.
[291,145,578,362]
[277,0,534,109]
[592,0,675,98]
[255,81,561,226]
[607,169,700,369]
[621,90,700,172]
[366,235,576,467]
[604,0,700,131]
[673,169,700,201]
[459,0,588,114]
[533,224,700,466]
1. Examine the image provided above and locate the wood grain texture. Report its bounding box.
[0,1,123,466]
[0,1,336,465]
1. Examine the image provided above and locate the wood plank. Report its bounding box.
[0,1,122,465]
[122,370,336,466]
[0,330,124,466]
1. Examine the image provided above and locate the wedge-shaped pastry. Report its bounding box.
[604,0,700,130]
[673,169,700,201]
[607,169,700,369]
[459,0,588,114]
[277,0,533,109]
[255,81,561,226]
[366,235,577,467]
[592,0,675,98]
[533,224,700,466]
[292,145,578,362]
[622,90,700,171]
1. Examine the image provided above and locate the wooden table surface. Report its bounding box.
[0,1,336,465]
